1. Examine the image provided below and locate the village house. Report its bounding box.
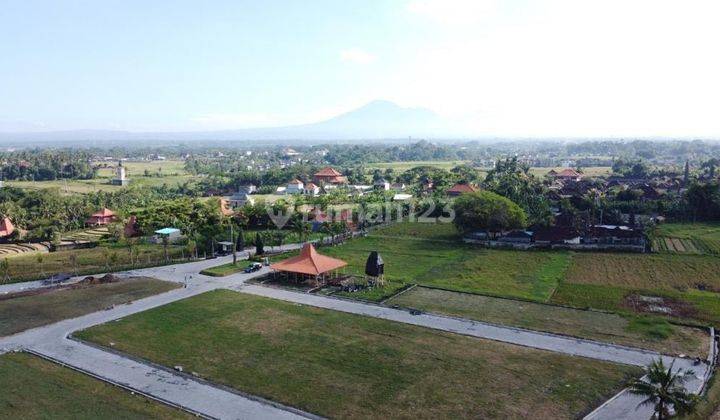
[390,182,406,191]
[236,184,257,195]
[446,183,479,197]
[550,168,583,182]
[313,167,347,185]
[85,208,118,227]
[374,178,390,191]
[303,182,320,196]
[285,179,304,194]
[532,226,582,245]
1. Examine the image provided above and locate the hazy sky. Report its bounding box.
[1,0,719,137]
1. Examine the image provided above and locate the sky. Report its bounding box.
[1,0,720,137]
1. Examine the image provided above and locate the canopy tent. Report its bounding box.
[271,243,346,278]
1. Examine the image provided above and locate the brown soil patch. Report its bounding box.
[624,294,698,318]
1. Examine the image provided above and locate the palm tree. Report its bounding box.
[292,220,311,243]
[628,358,698,420]
[36,252,45,277]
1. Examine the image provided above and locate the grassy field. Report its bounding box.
[315,223,570,301]
[77,290,640,419]
[7,160,195,195]
[552,252,720,326]
[653,222,720,255]
[1,243,189,284]
[0,352,188,419]
[200,261,254,276]
[388,286,708,358]
[0,277,179,337]
[565,253,720,291]
[265,222,720,329]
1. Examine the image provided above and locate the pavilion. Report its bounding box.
[270,243,347,285]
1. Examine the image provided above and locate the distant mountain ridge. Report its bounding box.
[0,100,460,143]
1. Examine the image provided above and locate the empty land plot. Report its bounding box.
[0,277,179,336]
[565,253,720,291]
[388,287,708,358]
[319,230,570,301]
[0,352,188,419]
[552,253,720,326]
[76,290,640,419]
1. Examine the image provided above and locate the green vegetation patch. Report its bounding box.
[199,262,247,277]
[0,277,179,337]
[77,290,640,419]
[388,286,708,358]
[304,223,571,301]
[0,352,188,419]
[565,253,720,292]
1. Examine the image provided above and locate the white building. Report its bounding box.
[228,193,255,208]
[303,182,320,196]
[286,179,304,194]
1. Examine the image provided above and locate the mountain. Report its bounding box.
[0,100,461,144]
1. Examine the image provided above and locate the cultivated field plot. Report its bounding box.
[553,253,720,326]
[2,243,187,284]
[565,253,720,291]
[653,222,720,255]
[0,352,188,419]
[388,286,708,358]
[0,242,49,258]
[77,290,640,419]
[320,223,570,301]
[62,226,110,242]
[0,277,179,337]
[6,160,196,195]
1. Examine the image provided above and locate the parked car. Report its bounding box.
[244,262,263,273]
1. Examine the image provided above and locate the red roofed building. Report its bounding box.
[446,183,479,196]
[271,243,347,284]
[313,167,347,185]
[85,208,118,226]
[0,217,15,238]
[551,168,583,182]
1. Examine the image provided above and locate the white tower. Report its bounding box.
[112,160,130,186]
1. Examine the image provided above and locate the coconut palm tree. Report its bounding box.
[629,358,698,419]
[292,220,311,243]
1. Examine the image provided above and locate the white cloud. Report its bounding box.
[340,48,377,64]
